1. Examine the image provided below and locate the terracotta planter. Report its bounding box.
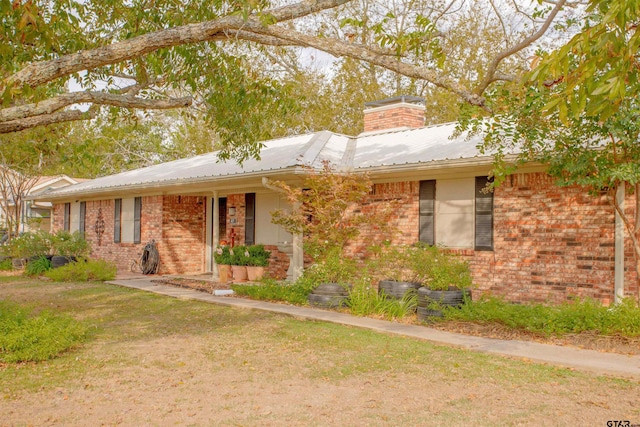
[231,265,248,282]
[246,266,265,281]
[218,264,232,284]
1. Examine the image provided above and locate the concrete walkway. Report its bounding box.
[108,277,640,380]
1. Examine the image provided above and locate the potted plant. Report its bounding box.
[214,245,234,284]
[416,247,473,321]
[229,245,250,282]
[370,243,422,300]
[245,244,271,281]
[307,247,355,308]
[51,231,90,268]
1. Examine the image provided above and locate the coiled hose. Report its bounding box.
[140,239,160,274]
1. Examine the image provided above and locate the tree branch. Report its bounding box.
[242,21,488,108]
[0,92,192,123]
[474,0,567,94]
[4,0,351,90]
[0,109,98,134]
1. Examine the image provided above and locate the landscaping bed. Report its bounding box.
[150,275,640,356]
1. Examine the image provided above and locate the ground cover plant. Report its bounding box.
[442,296,640,338]
[43,258,117,282]
[0,277,638,426]
[0,300,87,363]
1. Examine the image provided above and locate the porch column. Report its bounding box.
[211,191,220,280]
[292,231,303,281]
[614,183,625,304]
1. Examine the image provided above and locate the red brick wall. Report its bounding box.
[363,106,425,132]
[159,195,206,274]
[346,173,638,305]
[52,195,206,275]
[51,197,165,274]
[488,173,637,304]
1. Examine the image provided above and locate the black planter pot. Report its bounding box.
[378,280,421,300]
[417,287,471,308]
[308,282,349,308]
[416,306,444,321]
[51,255,75,268]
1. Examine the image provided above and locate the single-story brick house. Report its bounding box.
[36,96,638,305]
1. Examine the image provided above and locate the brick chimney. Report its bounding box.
[363,96,425,133]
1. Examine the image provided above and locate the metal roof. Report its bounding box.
[40,122,488,200]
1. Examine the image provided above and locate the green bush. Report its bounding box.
[445,296,640,337]
[44,258,117,282]
[347,280,417,320]
[24,256,52,276]
[213,245,233,265]
[246,244,271,267]
[0,300,87,363]
[51,231,90,258]
[0,258,12,271]
[2,231,52,259]
[231,278,311,304]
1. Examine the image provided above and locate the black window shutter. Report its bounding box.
[475,177,494,251]
[244,193,255,246]
[419,180,436,245]
[63,203,70,231]
[79,202,86,235]
[134,197,142,244]
[114,199,121,243]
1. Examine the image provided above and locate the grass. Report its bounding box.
[0,276,639,426]
[0,300,88,363]
[443,295,640,337]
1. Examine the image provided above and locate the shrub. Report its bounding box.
[0,300,87,363]
[51,231,90,258]
[247,244,271,267]
[303,247,358,286]
[213,245,233,265]
[24,255,52,276]
[2,231,52,259]
[445,296,640,337]
[231,278,311,305]
[44,258,117,282]
[0,258,12,271]
[346,279,417,320]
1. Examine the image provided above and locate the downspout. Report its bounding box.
[261,177,303,281]
[614,183,625,304]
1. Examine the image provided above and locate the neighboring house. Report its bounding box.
[34,97,638,305]
[0,170,82,235]
[23,175,85,233]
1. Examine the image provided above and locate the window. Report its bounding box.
[475,176,494,251]
[115,197,141,243]
[114,199,122,243]
[79,202,86,235]
[419,180,435,245]
[245,193,255,245]
[134,197,141,244]
[63,203,71,232]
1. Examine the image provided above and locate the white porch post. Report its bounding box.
[614,183,625,304]
[211,191,220,280]
[292,231,303,281]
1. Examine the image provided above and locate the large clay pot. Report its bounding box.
[231,265,248,282]
[218,264,232,284]
[246,266,265,281]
